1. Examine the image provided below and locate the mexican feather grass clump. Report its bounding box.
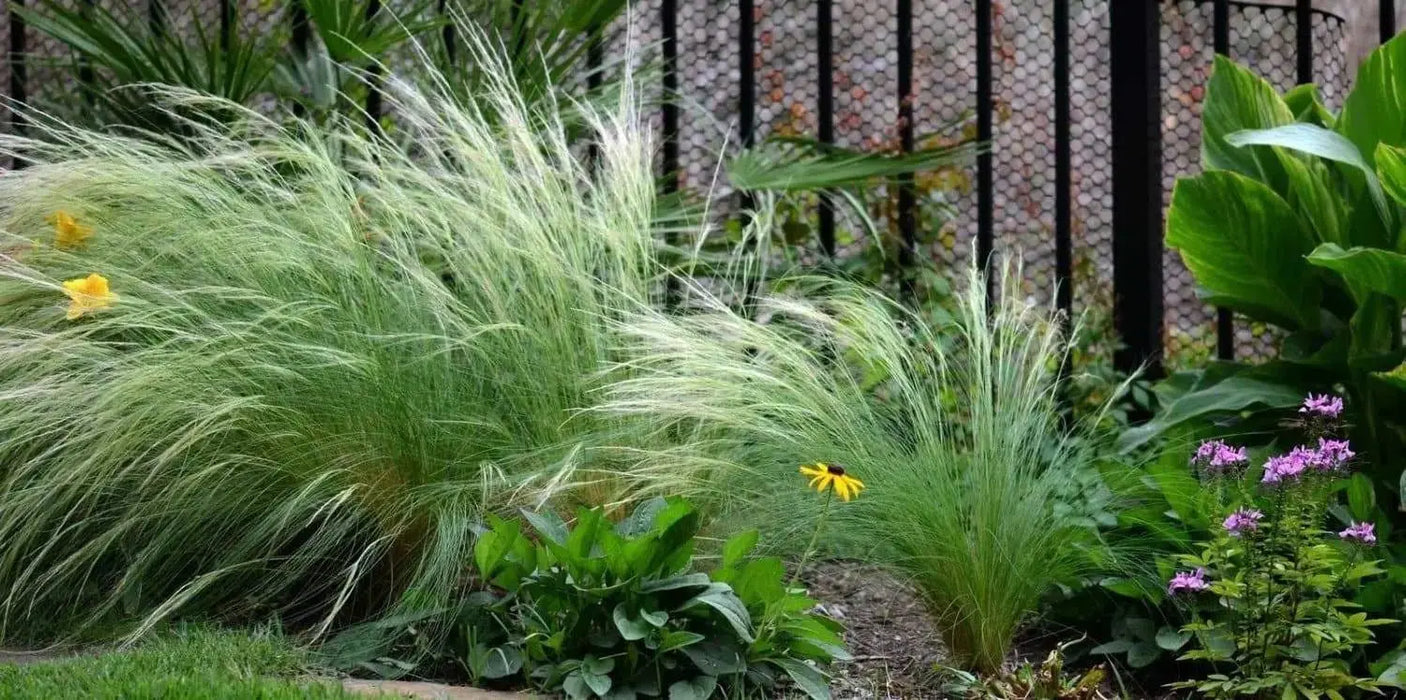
[0,39,657,641]
[604,261,1119,673]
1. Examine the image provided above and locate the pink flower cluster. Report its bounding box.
[1167,568,1209,595]
[1222,508,1263,537]
[1339,521,1376,545]
[1192,439,1249,473]
[1261,439,1355,485]
[1300,393,1344,419]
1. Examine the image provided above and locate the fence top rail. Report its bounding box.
[1174,0,1346,24]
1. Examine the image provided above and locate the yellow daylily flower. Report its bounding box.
[62,273,116,320]
[48,211,93,250]
[798,462,865,502]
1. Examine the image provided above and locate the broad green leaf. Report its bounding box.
[480,645,523,679]
[1307,243,1406,301]
[720,530,759,570]
[1156,626,1192,651]
[680,583,754,643]
[1202,55,1294,183]
[640,573,711,593]
[521,509,568,545]
[1117,369,1308,453]
[563,672,591,700]
[1127,641,1161,669]
[1167,171,1320,329]
[1347,294,1401,369]
[680,639,747,676]
[771,658,832,700]
[1226,124,1390,228]
[613,603,650,641]
[658,630,705,653]
[1377,142,1406,212]
[1090,639,1133,655]
[1283,83,1335,127]
[618,497,668,537]
[667,675,717,700]
[583,671,612,697]
[1347,473,1377,521]
[1337,32,1406,169]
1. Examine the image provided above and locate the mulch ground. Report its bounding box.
[801,562,949,699]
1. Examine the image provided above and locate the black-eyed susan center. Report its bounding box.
[799,462,865,502]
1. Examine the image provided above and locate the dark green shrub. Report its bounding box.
[460,497,846,700]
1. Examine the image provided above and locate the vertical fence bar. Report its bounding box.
[1295,0,1312,85]
[289,0,309,117]
[149,0,164,34]
[739,0,755,149]
[1109,0,1163,376]
[441,0,457,64]
[8,0,26,170]
[662,0,679,185]
[897,0,915,294]
[1053,0,1071,328]
[365,0,384,134]
[78,0,96,106]
[662,0,680,306]
[817,0,836,258]
[1384,0,1397,43]
[975,0,994,286]
[219,0,233,52]
[1213,0,1234,361]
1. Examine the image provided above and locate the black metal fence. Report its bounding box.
[0,0,1384,376]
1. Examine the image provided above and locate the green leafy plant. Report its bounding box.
[1141,37,1406,522]
[458,498,845,700]
[601,258,1126,674]
[1165,401,1394,698]
[14,0,279,131]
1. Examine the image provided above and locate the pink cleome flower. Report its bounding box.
[1167,568,1209,595]
[1300,393,1344,419]
[1192,440,1248,473]
[1339,521,1376,545]
[1222,508,1264,537]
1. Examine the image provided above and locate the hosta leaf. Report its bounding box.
[771,658,831,700]
[667,675,717,700]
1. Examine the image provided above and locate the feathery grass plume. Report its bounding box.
[602,258,1122,673]
[0,29,658,643]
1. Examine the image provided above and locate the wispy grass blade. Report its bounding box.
[601,258,1117,672]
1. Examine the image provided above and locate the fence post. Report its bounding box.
[975,0,994,291]
[1053,0,1071,327]
[8,0,26,169]
[896,0,916,297]
[1213,0,1234,361]
[365,0,383,134]
[1295,0,1312,85]
[1109,0,1163,376]
[817,0,836,258]
[1384,0,1397,43]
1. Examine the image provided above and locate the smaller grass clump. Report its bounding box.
[603,260,1122,673]
[0,626,352,699]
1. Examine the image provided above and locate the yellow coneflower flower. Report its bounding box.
[47,211,93,250]
[799,462,865,502]
[62,273,116,320]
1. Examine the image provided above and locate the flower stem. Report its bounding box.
[789,490,833,588]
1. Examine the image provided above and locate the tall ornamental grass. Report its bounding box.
[603,261,1119,672]
[0,38,657,641]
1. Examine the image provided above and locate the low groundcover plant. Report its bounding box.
[1167,395,1394,698]
[454,497,846,700]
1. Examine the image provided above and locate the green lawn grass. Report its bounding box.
[0,626,356,699]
